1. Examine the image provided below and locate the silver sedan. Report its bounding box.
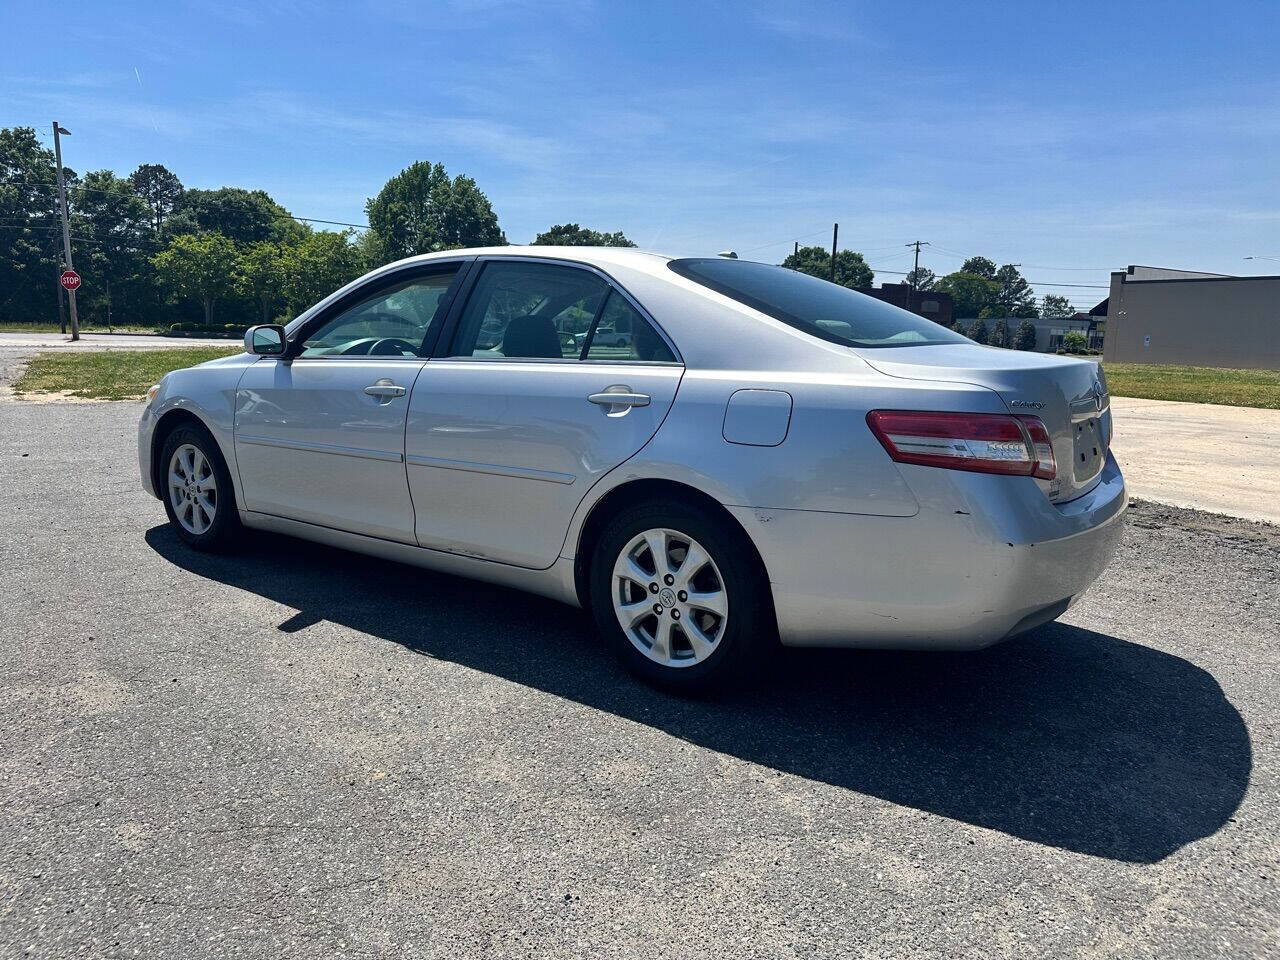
[139,247,1126,691]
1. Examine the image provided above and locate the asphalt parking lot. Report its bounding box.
[2,400,1277,959]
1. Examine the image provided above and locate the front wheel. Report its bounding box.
[160,424,240,551]
[588,500,772,693]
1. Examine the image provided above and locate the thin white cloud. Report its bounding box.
[753,3,862,43]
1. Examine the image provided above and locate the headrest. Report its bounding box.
[502,315,562,359]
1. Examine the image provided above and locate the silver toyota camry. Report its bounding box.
[139,246,1126,691]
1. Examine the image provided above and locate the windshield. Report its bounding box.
[668,258,969,349]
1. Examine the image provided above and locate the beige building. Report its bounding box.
[1103,265,1280,369]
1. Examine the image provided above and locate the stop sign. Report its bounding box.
[60,269,81,291]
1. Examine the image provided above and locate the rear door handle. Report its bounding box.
[364,379,406,400]
[588,387,650,415]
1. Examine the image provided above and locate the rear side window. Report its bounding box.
[450,260,679,363]
[584,292,677,363]
[668,258,969,349]
[451,261,608,359]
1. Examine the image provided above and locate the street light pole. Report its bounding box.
[52,121,80,341]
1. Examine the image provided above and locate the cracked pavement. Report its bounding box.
[1,401,1277,958]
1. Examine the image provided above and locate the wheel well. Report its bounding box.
[572,478,771,609]
[149,409,207,498]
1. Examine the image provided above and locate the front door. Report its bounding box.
[234,263,463,543]
[407,258,683,568]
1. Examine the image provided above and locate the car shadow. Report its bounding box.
[145,524,1251,864]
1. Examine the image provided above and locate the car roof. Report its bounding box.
[385,245,677,276]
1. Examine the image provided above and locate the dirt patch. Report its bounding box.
[3,386,136,404]
[1128,497,1280,549]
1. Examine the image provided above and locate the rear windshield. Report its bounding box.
[668,258,969,349]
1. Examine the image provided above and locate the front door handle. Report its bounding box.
[364,379,406,401]
[588,386,651,416]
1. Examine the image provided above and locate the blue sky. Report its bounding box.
[4,0,1278,309]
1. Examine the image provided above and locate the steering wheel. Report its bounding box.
[367,337,418,356]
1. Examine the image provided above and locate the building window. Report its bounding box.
[921,300,939,313]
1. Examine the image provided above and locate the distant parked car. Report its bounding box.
[139,247,1126,691]
[593,327,632,348]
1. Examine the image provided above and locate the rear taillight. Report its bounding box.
[866,410,1056,480]
[1019,416,1057,480]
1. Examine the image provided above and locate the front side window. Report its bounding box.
[451,261,608,359]
[668,258,969,349]
[300,268,459,358]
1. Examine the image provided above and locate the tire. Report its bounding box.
[588,498,772,693]
[159,422,240,551]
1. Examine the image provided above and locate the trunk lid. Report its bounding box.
[856,344,1111,503]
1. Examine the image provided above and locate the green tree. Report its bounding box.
[282,231,364,312]
[129,163,183,234]
[153,233,238,324]
[365,161,505,259]
[352,229,391,271]
[0,126,68,326]
[532,223,636,247]
[1061,330,1088,354]
[961,256,997,280]
[1013,319,1038,351]
[1040,294,1073,318]
[168,187,301,246]
[993,263,1038,317]
[781,245,874,289]
[966,317,989,344]
[905,266,936,291]
[71,170,157,327]
[236,241,289,324]
[936,271,998,319]
[989,318,1011,348]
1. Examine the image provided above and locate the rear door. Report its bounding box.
[234,261,465,543]
[406,257,683,568]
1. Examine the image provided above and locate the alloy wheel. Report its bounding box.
[611,527,729,668]
[168,443,217,536]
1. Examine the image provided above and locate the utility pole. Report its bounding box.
[794,240,799,258]
[830,223,839,282]
[906,240,930,293]
[52,122,79,341]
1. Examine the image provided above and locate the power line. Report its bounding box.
[291,215,368,230]
[1015,280,1109,289]
[0,223,109,244]
[926,245,1112,272]
[1014,263,1116,272]
[2,179,370,230]
[735,228,831,256]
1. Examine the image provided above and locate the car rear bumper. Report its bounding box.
[731,452,1127,649]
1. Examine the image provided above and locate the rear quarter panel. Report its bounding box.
[561,363,1011,560]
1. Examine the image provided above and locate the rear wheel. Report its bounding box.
[589,499,771,693]
[160,424,240,551]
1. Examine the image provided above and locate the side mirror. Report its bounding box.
[245,324,286,356]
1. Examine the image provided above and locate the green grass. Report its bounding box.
[1105,363,1280,409]
[13,348,240,401]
